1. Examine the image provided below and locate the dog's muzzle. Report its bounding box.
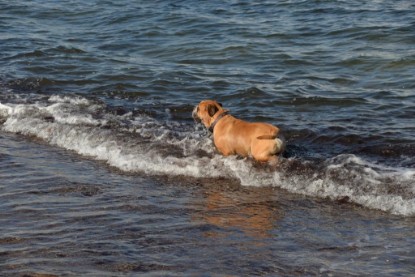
[192,106,201,123]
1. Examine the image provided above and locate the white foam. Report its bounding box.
[48,94,92,105]
[0,100,225,179]
[1,96,414,217]
[0,103,12,118]
[47,102,104,126]
[272,155,415,216]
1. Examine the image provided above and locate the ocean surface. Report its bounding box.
[1,0,414,276]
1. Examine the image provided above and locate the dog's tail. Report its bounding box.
[257,135,285,154]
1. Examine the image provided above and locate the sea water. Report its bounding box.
[0,1,414,275]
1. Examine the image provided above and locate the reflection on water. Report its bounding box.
[195,188,282,239]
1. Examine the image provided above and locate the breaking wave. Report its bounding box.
[0,95,414,216]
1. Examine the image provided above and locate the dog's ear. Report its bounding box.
[207,104,219,117]
[218,102,223,107]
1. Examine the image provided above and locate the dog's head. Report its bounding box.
[192,100,224,129]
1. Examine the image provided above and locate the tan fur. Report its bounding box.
[192,100,284,164]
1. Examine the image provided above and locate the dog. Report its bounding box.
[192,100,285,164]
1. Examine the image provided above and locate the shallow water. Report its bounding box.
[1,133,414,276]
[1,0,414,275]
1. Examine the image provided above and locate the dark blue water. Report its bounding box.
[1,1,414,275]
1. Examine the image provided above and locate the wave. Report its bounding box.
[0,95,414,216]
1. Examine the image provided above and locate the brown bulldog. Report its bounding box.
[192,100,285,164]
